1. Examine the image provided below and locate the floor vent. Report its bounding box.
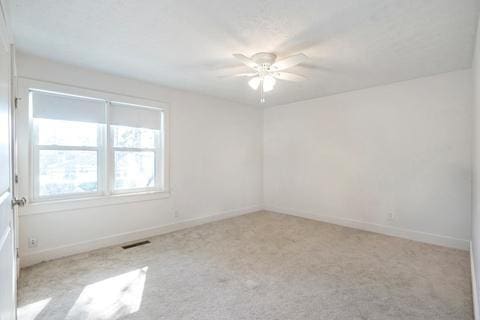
[122,240,151,249]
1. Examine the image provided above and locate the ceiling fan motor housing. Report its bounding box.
[251,52,277,69]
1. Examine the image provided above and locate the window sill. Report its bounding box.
[19,191,171,216]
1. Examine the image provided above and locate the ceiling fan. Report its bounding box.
[232,52,307,103]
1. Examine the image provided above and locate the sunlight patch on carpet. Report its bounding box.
[66,267,148,320]
[17,298,51,320]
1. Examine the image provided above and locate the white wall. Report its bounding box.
[16,50,474,269]
[264,69,472,250]
[16,52,263,266]
[471,16,480,318]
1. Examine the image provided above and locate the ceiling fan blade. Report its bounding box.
[271,53,307,71]
[217,72,257,79]
[233,53,259,70]
[273,72,306,81]
[233,72,258,77]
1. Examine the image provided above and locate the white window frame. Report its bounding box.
[108,103,165,195]
[31,118,106,201]
[15,78,170,215]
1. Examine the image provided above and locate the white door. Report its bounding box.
[0,20,16,320]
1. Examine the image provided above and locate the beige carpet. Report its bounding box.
[17,211,472,320]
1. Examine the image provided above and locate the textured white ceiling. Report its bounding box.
[11,0,480,106]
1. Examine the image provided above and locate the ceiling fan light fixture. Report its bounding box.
[263,75,276,92]
[248,77,261,90]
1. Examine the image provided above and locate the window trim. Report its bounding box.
[16,78,171,216]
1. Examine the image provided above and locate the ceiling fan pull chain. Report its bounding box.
[260,82,265,103]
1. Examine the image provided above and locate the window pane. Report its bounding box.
[114,151,155,190]
[112,125,156,148]
[39,150,98,196]
[36,118,99,147]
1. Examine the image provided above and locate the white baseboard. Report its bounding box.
[20,205,262,267]
[21,205,470,268]
[472,242,479,320]
[265,206,469,250]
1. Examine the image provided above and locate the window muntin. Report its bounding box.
[30,89,165,201]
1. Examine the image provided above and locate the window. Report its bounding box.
[109,102,163,193]
[30,89,166,201]
[32,91,105,199]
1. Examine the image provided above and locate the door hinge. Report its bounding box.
[14,97,21,109]
[14,174,18,183]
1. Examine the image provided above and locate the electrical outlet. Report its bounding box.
[174,210,180,218]
[28,237,38,248]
